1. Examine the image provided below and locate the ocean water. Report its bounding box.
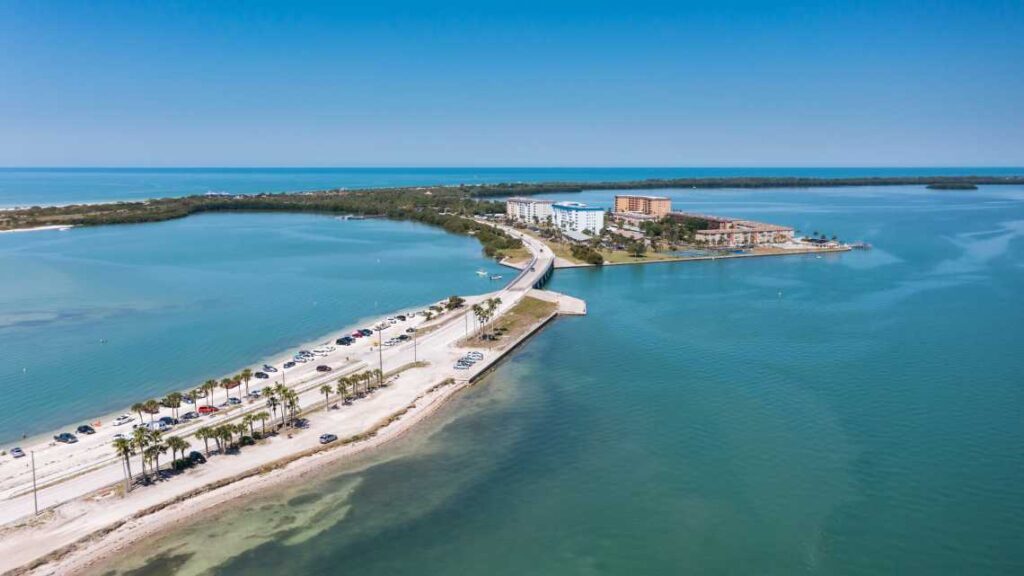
[99,185,1024,575]
[0,213,506,443]
[1,166,1022,207]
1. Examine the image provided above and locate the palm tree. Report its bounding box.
[202,379,217,406]
[132,427,151,480]
[145,442,167,479]
[143,399,160,422]
[285,390,300,423]
[266,391,280,424]
[112,437,133,490]
[166,435,190,464]
[131,402,146,423]
[220,378,233,403]
[373,368,384,389]
[187,388,200,409]
[240,368,253,397]
[164,392,183,419]
[196,426,212,456]
[255,411,270,437]
[336,376,350,403]
[320,384,333,408]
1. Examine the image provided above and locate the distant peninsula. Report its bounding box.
[2,175,1021,235]
[926,182,978,190]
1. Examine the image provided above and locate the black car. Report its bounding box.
[181,411,200,420]
[54,432,78,444]
[396,315,407,321]
[283,361,296,369]
[159,416,179,426]
[316,365,332,372]
[398,334,410,341]
[76,425,96,435]
[254,371,269,379]
[359,329,373,336]
[405,327,416,334]
[336,336,354,346]
[188,451,206,464]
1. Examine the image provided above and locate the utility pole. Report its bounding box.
[31,451,38,515]
[377,328,384,385]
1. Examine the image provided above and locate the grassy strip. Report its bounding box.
[459,296,557,350]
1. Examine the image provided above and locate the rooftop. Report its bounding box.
[507,197,554,204]
[553,201,604,211]
[615,194,670,201]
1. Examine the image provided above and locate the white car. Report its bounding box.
[112,414,134,426]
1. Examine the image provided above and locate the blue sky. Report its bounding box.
[1,1,1022,167]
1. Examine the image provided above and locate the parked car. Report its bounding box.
[188,451,206,464]
[227,397,242,405]
[396,314,407,321]
[316,365,332,372]
[181,411,200,421]
[77,424,96,435]
[146,421,170,432]
[53,432,78,444]
[254,371,269,379]
[112,414,135,426]
[360,329,373,336]
[406,327,416,333]
[10,447,25,458]
[198,405,219,415]
[319,434,338,444]
[158,416,178,426]
[283,361,296,369]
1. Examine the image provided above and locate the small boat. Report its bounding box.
[475,270,488,277]
[489,274,503,280]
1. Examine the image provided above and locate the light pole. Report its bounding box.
[412,328,418,363]
[31,450,38,515]
[376,327,384,385]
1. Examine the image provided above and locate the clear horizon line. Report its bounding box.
[1,165,1023,170]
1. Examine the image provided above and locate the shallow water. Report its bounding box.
[100,185,1024,575]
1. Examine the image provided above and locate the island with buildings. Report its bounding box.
[503,193,845,268]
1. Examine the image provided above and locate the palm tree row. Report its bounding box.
[471,296,503,337]
[111,428,192,490]
[323,369,386,408]
[125,369,256,427]
[263,383,302,429]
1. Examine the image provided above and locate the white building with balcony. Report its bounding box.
[505,197,554,224]
[552,202,605,234]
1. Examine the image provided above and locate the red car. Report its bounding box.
[198,405,219,415]
[352,331,363,338]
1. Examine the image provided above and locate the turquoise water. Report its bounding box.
[0,213,505,443]
[2,167,1022,207]
[100,185,1024,575]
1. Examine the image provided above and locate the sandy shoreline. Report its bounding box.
[0,225,74,234]
[14,299,563,576]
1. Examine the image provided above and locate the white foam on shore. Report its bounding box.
[0,225,74,234]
